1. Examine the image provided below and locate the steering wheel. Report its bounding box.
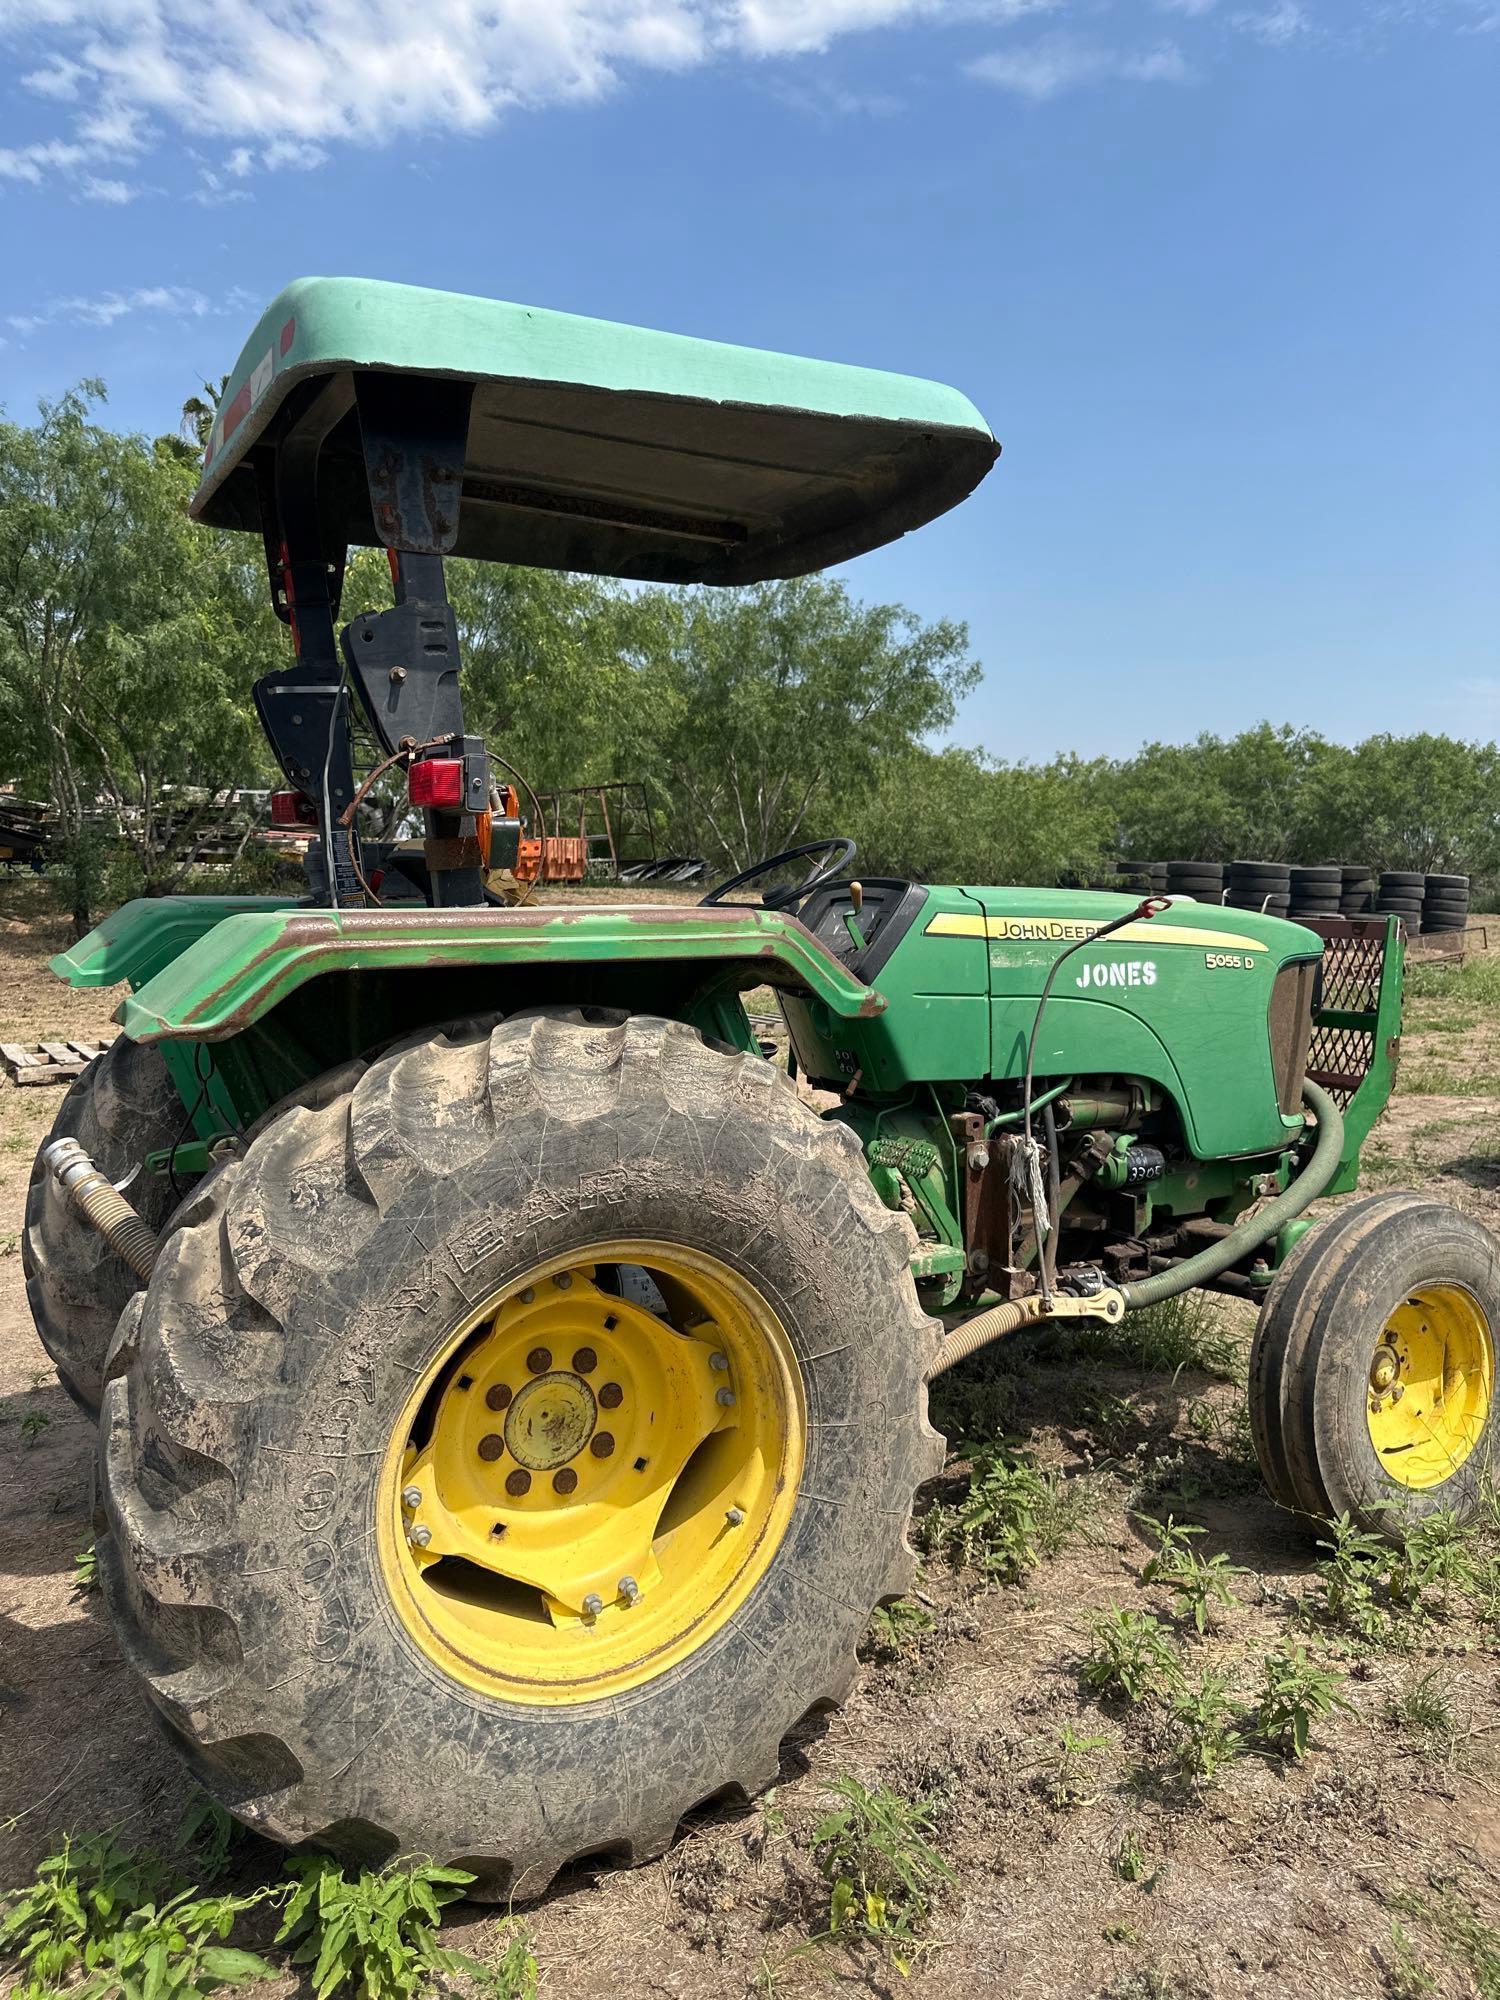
[699,837,857,911]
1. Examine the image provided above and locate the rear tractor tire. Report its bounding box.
[1249,1194,1499,1540]
[24,1037,183,1415]
[96,1010,942,1897]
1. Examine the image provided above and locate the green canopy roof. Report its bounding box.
[191,277,998,585]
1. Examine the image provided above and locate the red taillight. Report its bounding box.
[409,757,464,808]
[270,789,317,827]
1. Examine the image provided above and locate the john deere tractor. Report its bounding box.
[25,278,1497,1897]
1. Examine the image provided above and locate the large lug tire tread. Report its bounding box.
[96,1010,943,1899]
[23,1038,184,1415]
[1248,1194,1500,1540]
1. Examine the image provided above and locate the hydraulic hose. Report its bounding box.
[1118,1077,1344,1310]
[925,1078,1344,1381]
[44,1137,159,1284]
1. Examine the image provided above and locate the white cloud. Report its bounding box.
[22,56,86,99]
[4,283,246,336]
[0,0,1470,188]
[79,173,137,201]
[0,0,1070,194]
[261,138,328,171]
[767,72,906,113]
[968,30,1191,93]
[1233,1,1309,41]
[0,138,90,183]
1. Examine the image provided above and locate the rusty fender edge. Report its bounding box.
[83,902,886,1042]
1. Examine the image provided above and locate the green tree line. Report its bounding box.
[3,386,1496,932]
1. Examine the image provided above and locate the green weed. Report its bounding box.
[1165,1670,1243,1783]
[175,1794,242,1884]
[864,1597,935,1658]
[1075,1294,1245,1381]
[1392,1883,1500,1997]
[1040,1726,1110,1810]
[0,1835,168,1998]
[277,1855,536,2000]
[1112,1830,1152,1885]
[1381,1919,1438,1999]
[0,1834,277,2000]
[73,1542,99,1595]
[1251,1644,1353,1760]
[1137,1515,1244,1634]
[812,1776,955,1977]
[1385,1668,1465,1767]
[19,1410,50,1447]
[1405,955,1500,1007]
[1182,1397,1262,1490]
[1311,1509,1486,1646]
[1392,1508,1481,1618]
[1083,1391,1146,1455]
[72,1885,280,1998]
[929,1445,1095,1587]
[1079,1609,1181,1705]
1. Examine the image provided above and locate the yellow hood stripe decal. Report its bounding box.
[924,912,1269,953]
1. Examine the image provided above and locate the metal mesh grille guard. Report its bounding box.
[1301,917,1394,1109]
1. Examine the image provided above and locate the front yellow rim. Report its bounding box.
[1365,1283,1495,1490]
[376,1242,805,1705]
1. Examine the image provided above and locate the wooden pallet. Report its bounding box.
[1,1037,117,1086]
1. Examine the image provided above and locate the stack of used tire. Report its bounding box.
[1421,873,1470,933]
[1224,860,1290,916]
[1376,872,1425,934]
[1287,865,1342,922]
[1340,866,1376,916]
[1116,859,1168,895]
[1165,859,1224,902]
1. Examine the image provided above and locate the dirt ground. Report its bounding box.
[2,882,1498,2000]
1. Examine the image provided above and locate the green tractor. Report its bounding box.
[25,278,1497,1896]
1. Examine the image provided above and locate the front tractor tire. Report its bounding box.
[24,1037,183,1415]
[1250,1193,1499,1540]
[97,1010,942,1897]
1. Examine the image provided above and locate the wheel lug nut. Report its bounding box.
[726,1506,745,1526]
[591,1432,615,1458]
[506,1469,532,1497]
[572,1346,597,1374]
[518,1287,535,1304]
[526,1347,552,1374]
[553,1271,573,1290]
[717,1387,736,1407]
[408,1524,432,1549]
[401,1486,422,1509]
[582,1592,603,1618]
[709,1351,729,1371]
[618,1575,640,1605]
[599,1382,623,1409]
[553,1467,578,1494]
[478,1433,505,1461]
[485,1382,512,1411]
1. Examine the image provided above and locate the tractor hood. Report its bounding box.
[189,277,999,584]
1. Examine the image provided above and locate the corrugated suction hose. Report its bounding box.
[43,1136,159,1284]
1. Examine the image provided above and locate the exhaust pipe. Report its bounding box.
[43,1137,159,1284]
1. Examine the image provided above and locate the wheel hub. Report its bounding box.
[505,1372,597,1470]
[377,1244,804,1704]
[1366,1284,1495,1489]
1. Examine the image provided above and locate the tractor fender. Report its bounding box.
[58,901,884,1043]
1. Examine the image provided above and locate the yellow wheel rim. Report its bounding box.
[1365,1283,1495,1490]
[376,1241,805,1705]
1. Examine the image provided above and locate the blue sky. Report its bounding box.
[1,0,1496,762]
